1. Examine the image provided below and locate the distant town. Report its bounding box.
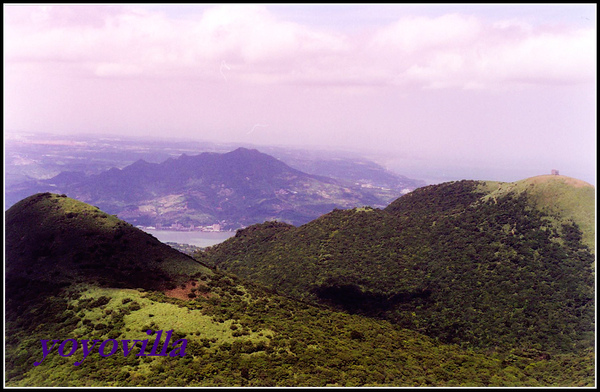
[135,223,232,232]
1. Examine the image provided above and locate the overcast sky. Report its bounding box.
[3,4,596,184]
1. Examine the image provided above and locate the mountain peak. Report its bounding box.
[131,158,151,166]
[227,147,263,156]
[47,171,87,185]
[220,147,298,175]
[123,158,154,172]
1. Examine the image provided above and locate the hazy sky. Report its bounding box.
[3,4,597,184]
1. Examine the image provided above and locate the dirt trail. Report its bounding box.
[164,280,210,300]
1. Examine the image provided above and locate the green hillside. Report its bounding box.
[5,274,594,387]
[200,178,595,354]
[4,190,595,387]
[478,175,595,252]
[5,192,212,291]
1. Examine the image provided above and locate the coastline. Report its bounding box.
[140,228,236,248]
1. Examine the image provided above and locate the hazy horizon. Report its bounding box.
[4,4,596,185]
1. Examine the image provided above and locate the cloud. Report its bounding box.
[369,13,595,89]
[94,62,145,77]
[194,5,348,62]
[3,5,595,89]
[483,28,596,85]
[371,13,482,53]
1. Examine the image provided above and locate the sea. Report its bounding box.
[141,229,236,248]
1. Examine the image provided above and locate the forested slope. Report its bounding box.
[4,188,595,387]
[200,178,595,353]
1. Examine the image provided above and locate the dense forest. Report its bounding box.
[200,179,595,353]
[4,178,596,386]
[5,271,595,387]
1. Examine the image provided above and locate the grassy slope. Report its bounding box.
[6,277,595,387]
[478,175,595,252]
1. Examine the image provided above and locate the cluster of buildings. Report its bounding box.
[137,223,222,232]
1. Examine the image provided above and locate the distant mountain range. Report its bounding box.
[6,147,424,228]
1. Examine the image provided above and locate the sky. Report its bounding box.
[3,4,597,184]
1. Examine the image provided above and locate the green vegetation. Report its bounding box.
[479,175,595,252]
[165,242,204,256]
[6,276,595,387]
[5,183,595,387]
[200,179,595,354]
[5,193,211,291]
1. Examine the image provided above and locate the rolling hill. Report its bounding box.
[200,176,595,353]
[4,192,595,387]
[5,192,212,301]
[477,175,595,252]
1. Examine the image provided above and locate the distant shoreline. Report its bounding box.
[139,228,237,248]
[137,227,236,233]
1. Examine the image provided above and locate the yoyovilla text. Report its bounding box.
[34,329,187,366]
